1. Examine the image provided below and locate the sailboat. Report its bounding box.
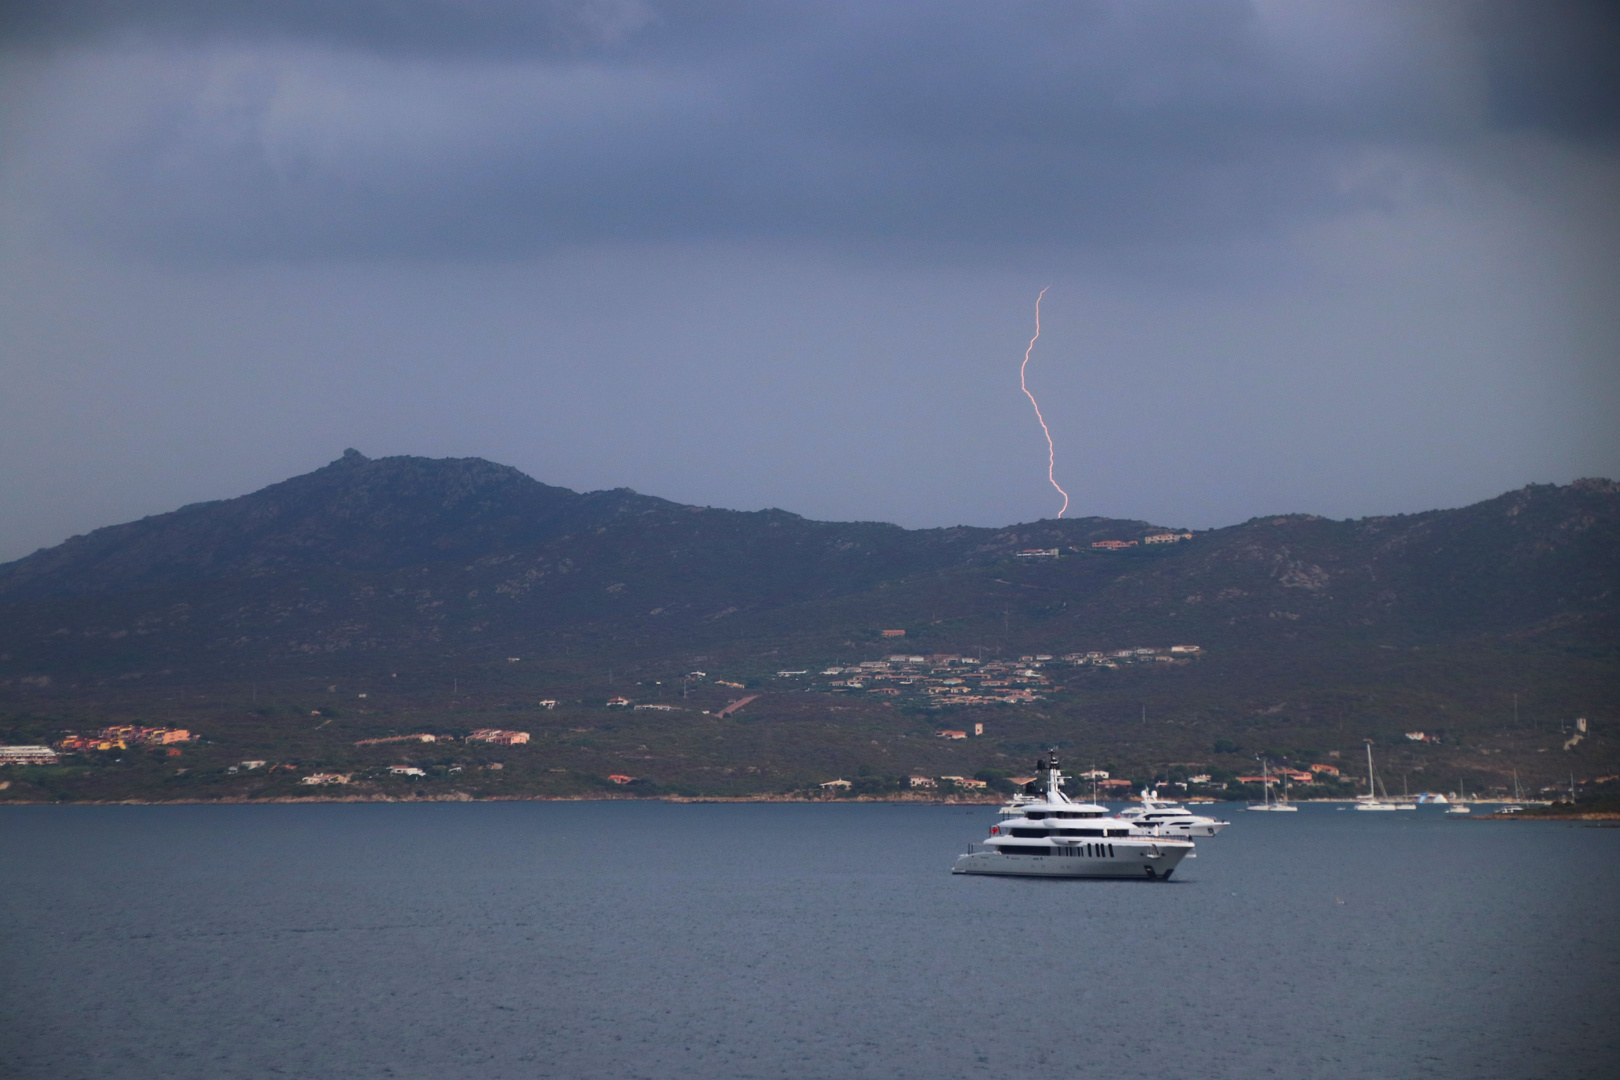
[1447,779,1472,815]
[1502,770,1524,814]
[1355,743,1398,811]
[1247,758,1298,812]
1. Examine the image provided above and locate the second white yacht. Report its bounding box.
[953,754,1194,880]
[1119,789,1230,837]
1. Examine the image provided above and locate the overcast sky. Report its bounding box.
[1,1,1616,561]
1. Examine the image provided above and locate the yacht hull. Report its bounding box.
[953,843,1190,880]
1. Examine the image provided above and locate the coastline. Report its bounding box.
[1475,810,1620,821]
[5,794,1610,815]
[0,792,1011,807]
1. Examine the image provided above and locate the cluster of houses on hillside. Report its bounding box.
[1233,763,1342,787]
[0,727,197,770]
[1090,531,1194,551]
[56,725,194,751]
[787,646,1201,707]
[1014,532,1196,558]
[351,728,530,747]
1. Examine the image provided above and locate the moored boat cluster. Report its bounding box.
[952,753,1228,880]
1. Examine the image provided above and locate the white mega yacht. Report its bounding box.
[1118,789,1230,837]
[953,754,1194,880]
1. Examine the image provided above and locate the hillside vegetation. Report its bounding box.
[1,451,1615,803]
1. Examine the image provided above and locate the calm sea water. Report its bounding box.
[2,802,1616,1080]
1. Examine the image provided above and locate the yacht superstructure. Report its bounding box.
[953,754,1194,880]
[1119,790,1230,837]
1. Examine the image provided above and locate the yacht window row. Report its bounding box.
[994,843,1116,857]
[1018,810,1107,820]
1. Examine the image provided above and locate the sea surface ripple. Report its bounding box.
[1,802,1616,1079]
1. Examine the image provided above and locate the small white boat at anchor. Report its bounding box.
[1446,780,1473,814]
[953,753,1194,880]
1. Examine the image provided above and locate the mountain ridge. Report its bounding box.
[0,450,683,598]
[1,453,1615,663]
[1,453,1615,805]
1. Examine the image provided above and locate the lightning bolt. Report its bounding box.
[1020,286,1069,518]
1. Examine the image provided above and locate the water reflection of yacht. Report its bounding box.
[1120,789,1230,836]
[953,754,1194,880]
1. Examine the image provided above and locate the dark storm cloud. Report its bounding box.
[1475,0,1620,139]
[2,1,1616,259]
[2,3,1617,564]
[0,0,671,57]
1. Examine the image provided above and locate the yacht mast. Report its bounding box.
[1042,750,1068,804]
